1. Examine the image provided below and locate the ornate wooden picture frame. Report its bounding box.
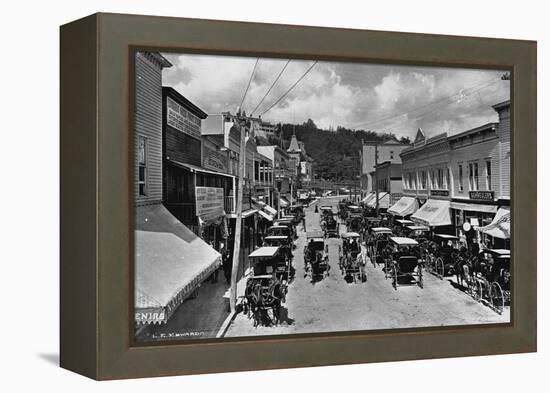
[60,13,536,380]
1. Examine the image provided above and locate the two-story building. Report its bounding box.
[368,161,404,210]
[360,139,409,196]
[256,145,296,215]
[396,101,511,247]
[134,52,221,327]
[161,87,235,250]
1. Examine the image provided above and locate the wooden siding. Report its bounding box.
[134,52,164,205]
[164,126,202,166]
[449,138,499,200]
[497,106,511,198]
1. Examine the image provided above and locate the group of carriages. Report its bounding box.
[361,212,510,313]
[241,205,307,327]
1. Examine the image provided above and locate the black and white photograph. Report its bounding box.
[133,52,511,343]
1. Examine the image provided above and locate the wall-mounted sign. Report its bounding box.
[463,222,472,232]
[196,187,225,222]
[202,144,228,173]
[135,308,166,324]
[166,97,201,140]
[469,190,494,201]
[431,190,449,197]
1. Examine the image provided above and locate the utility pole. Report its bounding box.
[375,142,379,216]
[229,112,247,313]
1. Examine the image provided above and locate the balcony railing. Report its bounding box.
[225,196,235,214]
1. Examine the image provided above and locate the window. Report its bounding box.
[433,170,438,189]
[138,136,147,196]
[446,168,450,190]
[390,151,394,160]
[469,162,479,191]
[458,164,464,192]
[486,160,492,190]
[437,169,444,190]
[420,171,427,190]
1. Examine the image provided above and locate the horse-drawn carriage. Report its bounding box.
[274,218,297,240]
[346,211,363,233]
[425,234,463,278]
[467,248,510,315]
[267,224,294,246]
[304,231,330,282]
[289,204,305,224]
[386,237,424,289]
[392,219,414,235]
[243,247,289,326]
[263,235,294,276]
[322,216,340,238]
[366,226,393,267]
[403,225,430,241]
[338,232,367,283]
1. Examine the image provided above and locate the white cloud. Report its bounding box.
[161,53,510,138]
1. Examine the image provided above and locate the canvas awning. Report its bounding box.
[388,196,419,217]
[367,192,390,208]
[258,210,274,221]
[252,198,277,219]
[361,192,375,204]
[411,199,451,227]
[279,197,290,208]
[476,208,510,239]
[135,204,221,325]
[450,201,498,214]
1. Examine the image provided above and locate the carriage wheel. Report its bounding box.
[474,280,483,301]
[467,277,476,297]
[436,257,444,278]
[490,282,504,315]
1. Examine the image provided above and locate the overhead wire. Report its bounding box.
[259,60,318,117]
[238,58,260,112]
[250,59,291,116]
[349,76,504,130]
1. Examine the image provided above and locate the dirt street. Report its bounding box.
[225,197,509,338]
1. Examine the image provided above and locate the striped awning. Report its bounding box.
[279,197,290,208]
[388,196,419,217]
[476,208,510,239]
[411,199,451,227]
[135,204,221,325]
[367,192,390,208]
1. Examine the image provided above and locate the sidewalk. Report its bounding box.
[136,273,230,342]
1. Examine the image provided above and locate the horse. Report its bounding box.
[244,277,287,326]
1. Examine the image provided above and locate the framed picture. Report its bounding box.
[60,13,536,380]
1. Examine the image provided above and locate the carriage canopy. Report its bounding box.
[341,232,361,238]
[248,246,280,258]
[390,236,419,246]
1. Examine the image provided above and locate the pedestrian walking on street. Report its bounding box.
[302,215,307,232]
[221,244,233,285]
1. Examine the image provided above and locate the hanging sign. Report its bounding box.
[196,187,225,222]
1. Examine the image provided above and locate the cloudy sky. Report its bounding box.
[161,53,510,140]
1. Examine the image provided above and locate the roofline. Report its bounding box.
[162,86,208,119]
[492,100,511,111]
[141,51,172,68]
[447,122,498,142]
